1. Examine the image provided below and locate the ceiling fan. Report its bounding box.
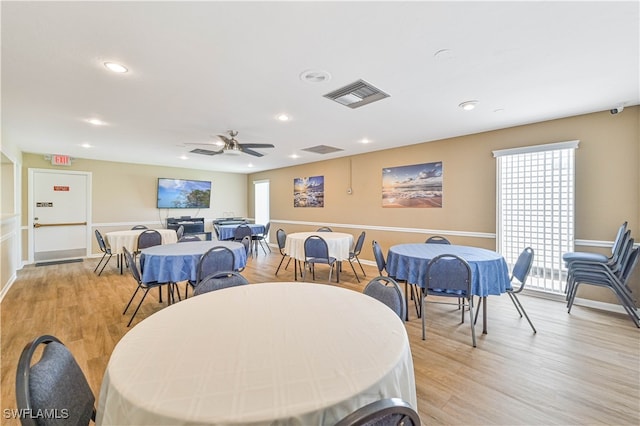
[186,130,275,157]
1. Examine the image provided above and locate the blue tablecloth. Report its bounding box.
[140,241,247,284]
[386,244,511,296]
[218,224,265,241]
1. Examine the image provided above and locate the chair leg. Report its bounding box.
[508,292,523,317]
[127,289,151,327]
[275,255,287,275]
[94,252,107,273]
[468,297,477,347]
[97,254,113,276]
[403,283,409,321]
[421,293,427,340]
[348,260,360,283]
[355,256,366,277]
[123,287,141,315]
[510,292,536,333]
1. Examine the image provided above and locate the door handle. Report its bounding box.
[33,221,87,228]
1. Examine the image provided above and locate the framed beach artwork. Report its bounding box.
[382,162,442,208]
[294,175,324,207]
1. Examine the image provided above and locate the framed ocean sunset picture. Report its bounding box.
[382,162,442,208]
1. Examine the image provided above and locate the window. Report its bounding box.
[254,180,270,228]
[494,140,579,294]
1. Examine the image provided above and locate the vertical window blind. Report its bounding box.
[494,140,579,294]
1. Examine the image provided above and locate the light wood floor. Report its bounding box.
[2,249,639,425]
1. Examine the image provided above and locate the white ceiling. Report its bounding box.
[2,1,638,173]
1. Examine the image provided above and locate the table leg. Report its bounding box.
[482,296,487,334]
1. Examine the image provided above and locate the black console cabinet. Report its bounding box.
[166,217,205,234]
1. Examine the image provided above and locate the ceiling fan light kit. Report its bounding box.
[186,130,275,157]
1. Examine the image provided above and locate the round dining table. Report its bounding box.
[284,231,354,282]
[104,228,178,273]
[139,240,247,284]
[386,243,511,333]
[96,282,417,425]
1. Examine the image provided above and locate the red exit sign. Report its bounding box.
[51,154,72,166]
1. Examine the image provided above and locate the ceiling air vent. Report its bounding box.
[323,79,390,109]
[301,145,344,155]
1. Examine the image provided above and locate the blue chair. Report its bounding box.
[275,228,292,275]
[193,271,249,296]
[373,240,418,321]
[422,254,476,347]
[184,246,236,298]
[348,231,366,282]
[425,235,450,244]
[94,229,114,276]
[363,276,406,320]
[16,335,96,426]
[303,235,338,283]
[505,247,536,333]
[335,398,420,426]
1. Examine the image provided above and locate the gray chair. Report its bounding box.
[123,247,173,327]
[317,226,333,232]
[505,247,536,333]
[131,225,148,230]
[178,234,201,242]
[252,222,271,254]
[335,398,420,426]
[185,246,236,298]
[275,228,292,275]
[363,276,406,320]
[422,253,476,347]
[193,271,249,296]
[16,335,96,426]
[175,225,185,241]
[303,235,338,283]
[348,231,366,282]
[425,235,450,244]
[372,240,417,321]
[137,229,162,251]
[234,225,253,255]
[94,229,114,276]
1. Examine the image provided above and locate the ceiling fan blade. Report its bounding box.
[184,141,221,146]
[240,143,275,149]
[190,148,224,156]
[240,147,265,157]
[217,134,232,144]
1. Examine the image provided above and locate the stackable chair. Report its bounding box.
[16,335,97,426]
[123,247,174,327]
[94,229,115,276]
[234,225,253,256]
[317,226,333,232]
[422,254,476,347]
[335,398,421,426]
[303,235,338,283]
[193,271,249,296]
[566,238,639,327]
[372,240,418,321]
[363,276,406,320]
[252,222,271,254]
[175,225,185,241]
[178,235,201,242]
[425,235,450,244]
[348,231,367,282]
[185,246,236,298]
[275,228,292,275]
[502,247,537,333]
[131,225,148,230]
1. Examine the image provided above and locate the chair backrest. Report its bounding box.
[335,398,421,426]
[196,246,236,284]
[371,240,386,274]
[123,247,142,284]
[16,335,96,426]
[131,225,148,230]
[263,222,271,237]
[193,271,249,296]
[234,224,252,241]
[353,231,366,255]
[137,229,162,250]
[175,225,185,240]
[511,247,535,287]
[317,226,333,232]
[95,229,109,254]
[276,229,287,255]
[363,276,406,319]
[620,247,639,284]
[178,235,201,242]
[213,224,221,240]
[425,235,450,245]
[611,221,628,256]
[241,235,251,256]
[426,254,472,298]
[304,235,330,260]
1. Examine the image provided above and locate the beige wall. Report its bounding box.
[20,154,248,259]
[248,108,640,305]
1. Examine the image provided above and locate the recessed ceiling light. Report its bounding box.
[300,69,331,83]
[86,118,106,126]
[289,154,300,159]
[248,163,254,168]
[104,62,128,73]
[179,155,188,160]
[80,143,92,148]
[459,100,478,111]
[360,138,371,144]
[277,114,290,122]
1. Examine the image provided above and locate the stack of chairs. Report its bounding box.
[563,222,639,327]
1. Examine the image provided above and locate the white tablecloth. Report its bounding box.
[97,282,416,425]
[104,229,178,254]
[284,231,353,261]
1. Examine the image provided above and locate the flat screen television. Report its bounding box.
[157,178,211,209]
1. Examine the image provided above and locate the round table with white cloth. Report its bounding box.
[96,282,416,425]
[284,231,354,261]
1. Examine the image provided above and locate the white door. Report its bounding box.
[254,180,270,227]
[30,169,92,263]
